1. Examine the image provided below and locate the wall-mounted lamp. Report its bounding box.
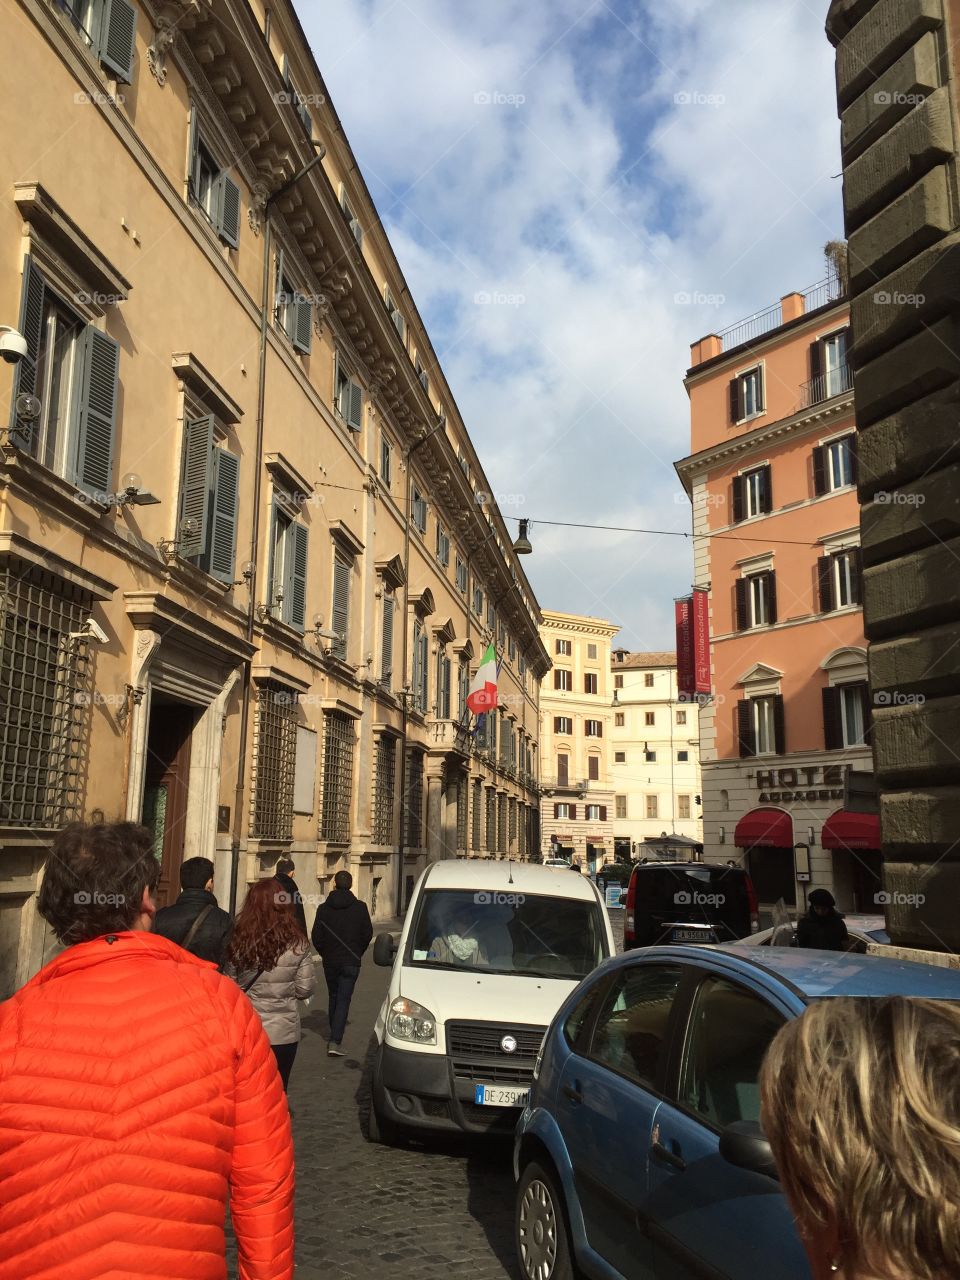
[718,826,725,844]
[807,826,816,846]
[116,484,160,508]
[157,516,199,563]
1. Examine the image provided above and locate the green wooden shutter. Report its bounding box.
[10,255,46,451]
[99,0,137,82]
[179,414,214,560]
[275,249,286,329]
[220,175,241,249]
[412,620,422,703]
[333,349,342,412]
[380,592,394,688]
[419,629,429,710]
[331,553,350,657]
[293,293,312,353]
[288,522,308,630]
[209,448,239,582]
[346,379,363,430]
[267,497,280,607]
[73,327,119,497]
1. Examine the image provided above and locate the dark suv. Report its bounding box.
[623,861,759,948]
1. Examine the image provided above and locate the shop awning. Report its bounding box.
[734,808,793,849]
[821,810,880,851]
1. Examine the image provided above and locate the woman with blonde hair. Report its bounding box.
[759,996,960,1280]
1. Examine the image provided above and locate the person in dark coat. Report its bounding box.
[797,888,849,951]
[152,856,233,966]
[274,857,307,935]
[310,870,373,1057]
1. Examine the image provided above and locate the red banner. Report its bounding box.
[676,597,694,699]
[693,587,711,694]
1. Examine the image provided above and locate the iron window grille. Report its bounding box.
[251,682,299,839]
[320,713,355,843]
[497,794,507,853]
[0,565,93,828]
[403,748,425,849]
[486,788,496,853]
[372,734,396,845]
[509,798,517,848]
[456,772,468,853]
[472,779,482,850]
[518,803,526,857]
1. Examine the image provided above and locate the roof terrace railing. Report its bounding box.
[718,275,844,353]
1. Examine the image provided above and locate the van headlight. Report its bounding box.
[387,996,437,1045]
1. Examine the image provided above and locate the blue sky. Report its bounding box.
[302,0,844,651]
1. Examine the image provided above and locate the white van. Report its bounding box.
[368,859,616,1143]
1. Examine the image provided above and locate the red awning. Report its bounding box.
[734,808,794,849]
[821,810,880,850]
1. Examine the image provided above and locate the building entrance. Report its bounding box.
[746,845,797,908]
[141,699,198,907]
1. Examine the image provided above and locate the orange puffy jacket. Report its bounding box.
[0,931,295,1280]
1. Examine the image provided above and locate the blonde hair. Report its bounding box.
[759,997,960,1280]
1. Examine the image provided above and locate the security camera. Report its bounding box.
[68,618,109,645]
[0,328,28,366]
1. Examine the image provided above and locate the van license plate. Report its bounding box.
[474,1084,529,1107]
[673,928,715,943]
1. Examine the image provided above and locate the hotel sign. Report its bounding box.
[752,765,844,804]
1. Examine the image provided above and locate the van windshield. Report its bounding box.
[406,889,607,980]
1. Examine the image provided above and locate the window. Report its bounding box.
[472,585,484,616]
[556,638,572,656]
[275,261,312,353]
[809,329,851,405]
[339,187,362,245]
[404,748,425,848]
[457,659,470,718]
[554,716,573,735]
[615,751,626,763]
[554,669,573,692]
[455,557,468,594]
[823,681,870,749]
[436,521,450,568]
[472,779,482,850]
[678,750,689,762]
[267,502,309,630]
[414,354,429,395]
[587,643,598,659]
[61,0,137,81]
[384,286,405,340]
[10,258,120,499]
[678,795,692,819]
[372,735,396,844]
[733,465,772,522]
[590,965,683,1086]
[380,434,393,486]
[557,754,569,786]
[329,552,350,658]
[320,714,355,843]
[818,549,862,612]
[588,756,600,781]
[644,673,654,688]
[645,711,655,726]
[435,648,452,719]
[730,365,764,422]
[188,118,242,248]
[585,720,603,737]
[586,804,603,821]
[678,978,785,1129]
[486,600,496,630]
[412,488,428,534]
[615,795,627,819]
[614,674,624,689]
[814,434,857,495]
[644,749,657,763]
[457,449,470,478]
[251,683,298,839]
[281,55,314,137]
[0,564,92,827]
[738,695,785,757]
[584,673,599,695]
[736,571,777,629]
[555,802,573,820]
[508,636,517,662]
[177,417,240,583]
[676,709,687,725]
[646,795,659,819]
[334,353,363,430]
[615,712,624,727]
[412,620,429,713]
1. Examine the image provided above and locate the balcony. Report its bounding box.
[717,276,844,353]
[799,362,853,409]
[429,718,472,757]
[541,776,589,796]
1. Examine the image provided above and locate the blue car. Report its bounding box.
[513,944,960,1280]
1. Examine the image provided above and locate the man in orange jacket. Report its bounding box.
[0,822,295,1280]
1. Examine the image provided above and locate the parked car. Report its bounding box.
[741,914,890,953]
[623,861,759,948]
[368,860,616,1144]
[542,857,573,868]
[514,944,960,1280]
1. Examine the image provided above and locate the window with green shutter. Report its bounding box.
[334,353,363,429]
[331,552,350,659]
[274,251,311,353]
[266,501,308,628]
[177,416,239,582]
[61,0,137,82]
[187,111,242,249]
[380,589,394,690]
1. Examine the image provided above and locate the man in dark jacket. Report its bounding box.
[274,857,308,935]
[797,888,849,951]
[153,857,232,966]
[311,870,373,1057]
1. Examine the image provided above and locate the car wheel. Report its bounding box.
[516,1160,576,1280]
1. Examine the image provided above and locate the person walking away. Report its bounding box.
[274,856,307,935]
[153,854,233,966]
[224,878,315,1091]
[0,822,294,1280]
[760,996,960,1280]
[311,870,372,1057]
[796,888,849,951]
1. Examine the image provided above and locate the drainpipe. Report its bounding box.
[228,145,326,915]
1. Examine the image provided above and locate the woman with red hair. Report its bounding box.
[225,877,316,1090]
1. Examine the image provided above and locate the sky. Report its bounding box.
[300,0,844,652]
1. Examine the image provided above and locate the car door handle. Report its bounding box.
[562,1083,583,1104]
[651,1140,686,1172]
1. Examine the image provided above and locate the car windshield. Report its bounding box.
[406,889,607,979]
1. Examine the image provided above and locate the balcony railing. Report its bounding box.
[541,776,589,795]
[800,362,853,409]
[430,718,472,756]
[718,275,845,353]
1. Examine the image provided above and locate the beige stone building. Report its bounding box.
[0,0,548,997]
[538,611,619,870]
[610,651,703,857]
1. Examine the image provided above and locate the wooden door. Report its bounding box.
[142,703,197,908]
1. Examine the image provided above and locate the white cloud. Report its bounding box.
[303,0,843,649]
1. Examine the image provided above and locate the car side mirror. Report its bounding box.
[719,1120,779,1181]
[373,932,397,967]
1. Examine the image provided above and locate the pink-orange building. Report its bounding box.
[676,280,878,913]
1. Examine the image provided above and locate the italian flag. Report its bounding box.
[467,643,498,714]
